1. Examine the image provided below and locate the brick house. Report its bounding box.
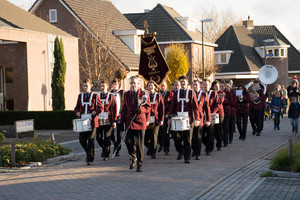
[30,0,144,90]
[0,0,79,111]
[124,4,217,83]
[214,18,300,89]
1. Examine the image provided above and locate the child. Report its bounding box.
[288,97,300,133]
[271,91,284,130]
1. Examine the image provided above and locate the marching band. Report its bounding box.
[73,75,269,171]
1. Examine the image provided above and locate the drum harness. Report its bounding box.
[81,92,96,115]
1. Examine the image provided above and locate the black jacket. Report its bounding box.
[288,102,300,118]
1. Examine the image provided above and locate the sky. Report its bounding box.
[8,0,300,50]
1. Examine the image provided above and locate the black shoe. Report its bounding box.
[177,154,182,160]
[129,160,136,169]
[87,162,93,165]
[229,141,232,144]
[116,151,120,157]
[151,154,156,159]
[136,165,142,172]
[217,147,221,151]
[191,152,195,157]
[103,157,109,161]
[185,160,190,164]
[195,156,200,160]
[206,152,210,156]
[292,128,294,132]
[241,137,245,140]
[252,131,256,135]
[101,151,105,158]
[256,132,261,136]
[158,145,163,153]
[164,151,169,155]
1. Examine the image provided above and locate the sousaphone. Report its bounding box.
[258,65,278,85]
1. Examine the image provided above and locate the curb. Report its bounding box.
[261,168,300,178]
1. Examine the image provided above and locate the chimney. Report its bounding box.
[243,16,254,29]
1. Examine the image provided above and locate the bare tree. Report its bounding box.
[75,20,121,88]
[196,7,241,42]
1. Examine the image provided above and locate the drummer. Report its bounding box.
[110,79,124,156]
[74,79,103,165]
[192,79,210,160]
[145,81,164,159]
[169,75,200,163]
[158,81,173,155]
[95,80,117,161]
[201,80,213,155]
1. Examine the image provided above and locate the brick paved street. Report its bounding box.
[0,117,299,200]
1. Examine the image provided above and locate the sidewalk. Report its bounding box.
[0,117,299,200]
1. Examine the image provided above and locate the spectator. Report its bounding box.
[288,97,300,133]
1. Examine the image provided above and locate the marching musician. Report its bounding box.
[158,81,173,155]
[110,79,124,156]
[220,81,232,147]
[192,79,210,159]
[95,80,117,161]
[249,80,264,136]
[169,75,200,163]
[236,85,250,140]
[119,75,151,172]
[201,80,213,155]
[229,84,237,144]
[257,78,268,132]
[211,81,224,151]
[74,79,103,165]
[145,81,164,159]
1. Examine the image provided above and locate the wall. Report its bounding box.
[0,27,79,111]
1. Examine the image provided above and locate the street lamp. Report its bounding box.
[201,18,213,80]
[263,39,274,65]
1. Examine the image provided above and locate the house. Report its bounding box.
[124,4,217,83]
[0,0,79,111]
[214,18,300,88]
[29,0,145,89]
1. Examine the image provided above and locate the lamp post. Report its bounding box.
[263,39,274,65]
[201,18,213,80]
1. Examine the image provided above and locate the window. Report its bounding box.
[164,47,171,58]
[220,54,226,63]
[281,49,285,57]
[268,49,273,55]
[274,49,279,57]
[49,9,57,23]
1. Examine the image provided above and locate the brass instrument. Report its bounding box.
[248,85,261,104]
[238,95,243,102]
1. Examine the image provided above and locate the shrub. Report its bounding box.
[0,140,71,167]
[0,132,4,143]
[270,141,300,172]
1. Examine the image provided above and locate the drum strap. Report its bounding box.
[98,92,111,107]
[177,89,189,112]
[81,92,95,114]
[197,91,203,102]
[112,91,121,116]
[150,92,158,105]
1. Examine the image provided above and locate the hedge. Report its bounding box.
[0,111,76,129]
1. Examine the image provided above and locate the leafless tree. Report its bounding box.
[196,7,241,42]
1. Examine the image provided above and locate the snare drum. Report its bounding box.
[211,113,219,124]
[98,112,110,126]
[81,113,92,120]
[73,119,92,132]
[170,117,190,131]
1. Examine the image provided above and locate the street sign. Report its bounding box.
[266,54,273,57]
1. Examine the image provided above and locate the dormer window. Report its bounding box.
[176,17,197,32]
[214,50,234,64]
[49,9,57,23]
[113,29,144,55]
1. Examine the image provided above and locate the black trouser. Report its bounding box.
[236,113,248,139]
[145,125,160,156]
[215,116,224,149]
[192,125,202,156]
[79,128,96,163]
[173,124,194,161]
[125,129,145,166]
[161,118,170,153]
[223,116,230,145]
[202,125,214,153]
[96,125,113,158]
[261,108,265,131]
[274,112,281,127]
[249,109,262,134]
[111,122,122,154]
[229,117,235,143]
